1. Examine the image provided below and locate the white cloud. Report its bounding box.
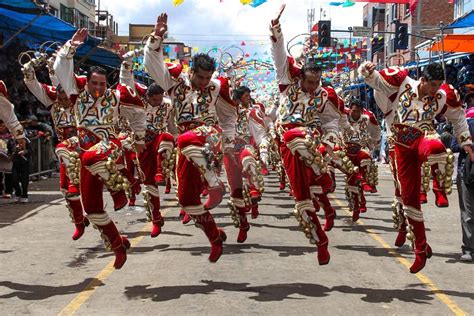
[98,0,364,54]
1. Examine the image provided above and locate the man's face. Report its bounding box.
[148,93,164,107]
[0,122,7,134]
[301,71,321,94]
[239,91,252,106]
[88,72,107,99]
[350,105,362,121]
[57,91,71,108]
[420,78,443,97]
[190,68,213,90]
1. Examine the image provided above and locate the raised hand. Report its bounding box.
[70,28,88,47]
[272,4,286,25]
[153,13,168,37]
[360,61,376,77]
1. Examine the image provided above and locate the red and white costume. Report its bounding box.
[270,20,353,264]
[120,57,177,237]
[342,107,381,221]
[0,81,25,141]
[144,34,236,262]
[225,102,268,243]
[361,63,471,273]
[54,41,147,269]
[22,60,89,240]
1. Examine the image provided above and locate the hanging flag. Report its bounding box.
[173,0,185,6]
[342,0,355,7]
[250,0,267,7]
[241,41,246,46]
[240,0,252,4]
[354,0,409,3]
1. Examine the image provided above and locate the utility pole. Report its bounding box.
[307,8,315,34]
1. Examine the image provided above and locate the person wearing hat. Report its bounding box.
[268,4,355,266]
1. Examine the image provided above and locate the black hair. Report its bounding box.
[301,64,322,79]
[350,99,362,109]
[233,86,251,101]
[192,53,216,73]
[147,83,165,97]
[422,63,444,81]
[87,66,107,81]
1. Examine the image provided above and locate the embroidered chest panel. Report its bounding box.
[279,84,325,126]
[171,78,218,126]
[395,83,441,131]
[146,102,172,132]
[51,102,75,128]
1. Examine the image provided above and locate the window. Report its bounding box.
[60,4,74,25]
[391,4,398,21]
[404,4,410,17]
[48,5,58,17]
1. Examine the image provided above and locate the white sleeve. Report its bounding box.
[0,95,25,139]
[23,62,55,107]
[444,106,471,147]
[116,90,147,145]
[270,22,292,85]
[144,35,174,92]
[53,41,80,97]
[368,120,382,149]
[216,99,237,150]
[249,113,270,163]
[359,62,400,98]
[119,60,135,89]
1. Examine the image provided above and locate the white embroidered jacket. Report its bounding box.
[344,109,381,150]
[23,62,76,141]
[236,104,270,162]
[144,35,237,149]
[270,22,352,149]
[0,81,24,140]
[360,63,471,147]
[53,41,146,145]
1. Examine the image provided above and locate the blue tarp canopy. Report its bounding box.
[0,0,121,68]
[446,9,474,29]
[404,52,471,69]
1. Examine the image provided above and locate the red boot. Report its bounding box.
[99,221,131,269]
[194,211,227,262]
[237,207,250,243]
[420,191,428,204]
[408,219,432,274]
[111,190,128,211]
[251,204,259,219]
[147,193,164,238]
[323,206,336,232]
[279,181,285,190]
[128,197,136,207]
[249,187,261,204]
[66,198,88,240]
[154,173,166,186]
[307,211,330,265]
[203,182,225,210]
[165,179,171,194]
[395,228,407,247]
[433,189,449,208]
[182,213,191,224]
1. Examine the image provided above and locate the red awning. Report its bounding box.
[429,35,474,53]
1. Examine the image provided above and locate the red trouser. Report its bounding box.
[176,126,221,213]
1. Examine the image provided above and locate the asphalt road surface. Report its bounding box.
[0,164,472,315]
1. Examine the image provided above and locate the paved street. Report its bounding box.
[0,164,472,315]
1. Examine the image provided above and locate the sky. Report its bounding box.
[98,0,365,55]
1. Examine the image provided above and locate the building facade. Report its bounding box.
[47,0,96,30]
[383,0,454,64]
[453,0,474,34]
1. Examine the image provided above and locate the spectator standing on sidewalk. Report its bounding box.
[451,92,474,262]
[0,120,14,198]
[11,133,31,203]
